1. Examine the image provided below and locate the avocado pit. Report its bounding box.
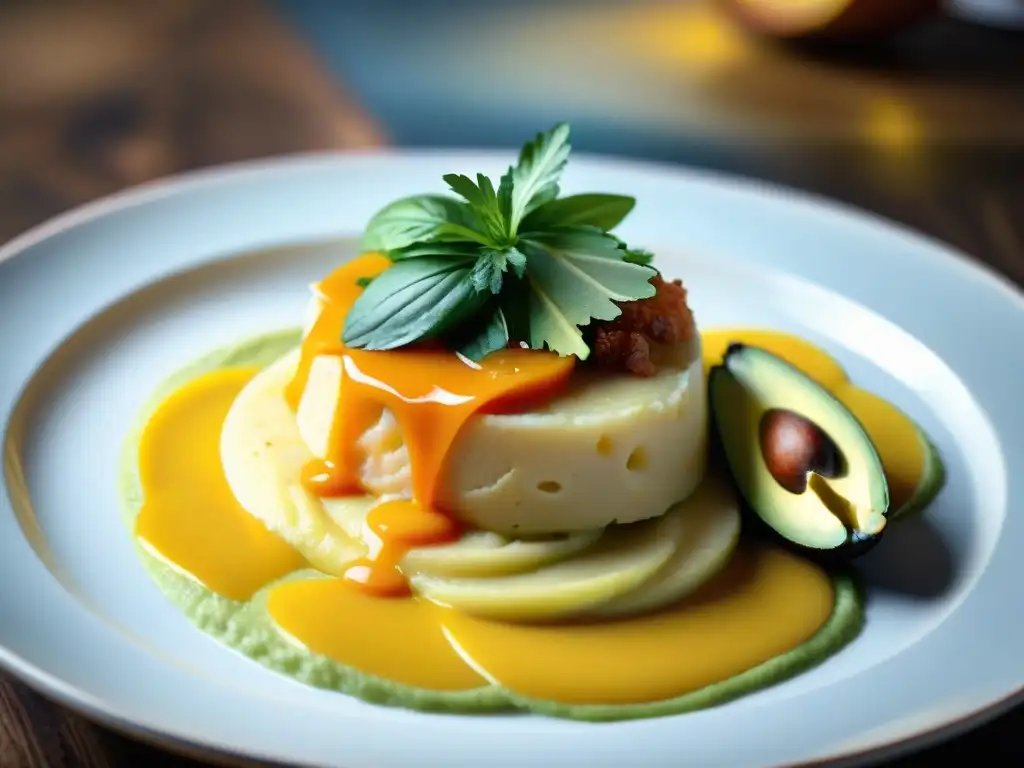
[759,408,843,495]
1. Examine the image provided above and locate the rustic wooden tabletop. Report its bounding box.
[0,1,1021,766]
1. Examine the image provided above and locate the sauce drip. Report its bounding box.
[268,543,831,701]
[344,500,461,597]
[135,368,304,601]
[284,254,575,595]
[135,327,930,704]
[439,544,831,703]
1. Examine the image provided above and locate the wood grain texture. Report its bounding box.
[0,1,1022,767]
[0,0,385,243]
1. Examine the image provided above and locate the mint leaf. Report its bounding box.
[361,195,489,252]
[469,247,527,295]
[522,194,635,233]
[444,173,509,245]
[355,276,375,288]
[453,305,510,361]
[343,257,486,350]
[520,229,657,359]
[510,123,571,233]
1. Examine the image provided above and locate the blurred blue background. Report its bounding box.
[0,0,1021,278]
[271,0,1023,170]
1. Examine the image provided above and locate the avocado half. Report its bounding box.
[709,343,888,559]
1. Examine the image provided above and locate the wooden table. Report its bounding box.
[1,1,1022,765]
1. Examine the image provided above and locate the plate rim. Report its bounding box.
[2,148,1023,768]
[4,147,1024,314]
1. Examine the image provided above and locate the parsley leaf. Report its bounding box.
[622,247,655,266]
[470,247,527,295]
[607,234,655,266]
[520,229,656,359]
[509,123,571,233]
[522,194,635,233]
[343,257,487,350]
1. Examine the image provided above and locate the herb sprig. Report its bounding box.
[344,123,657,360]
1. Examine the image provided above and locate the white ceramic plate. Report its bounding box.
[1,151,1022,768]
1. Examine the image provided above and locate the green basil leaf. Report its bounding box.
[361,195,488,252]
[342,257,485,350]
[453,305,510,361]
[521,194,635,232]
[390,241,479,261]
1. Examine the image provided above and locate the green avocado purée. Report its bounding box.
[118,329,864,721]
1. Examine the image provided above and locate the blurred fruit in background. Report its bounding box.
[717,0,940,40]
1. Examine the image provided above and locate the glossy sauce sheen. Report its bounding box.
[135,323,925,704]
[344,500,460,597]
[134,368,304,600]
[284,254,575,595]
[269,543,830,703]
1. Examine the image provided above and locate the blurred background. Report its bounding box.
[0,0,1023,765]
[1,0,1022,276]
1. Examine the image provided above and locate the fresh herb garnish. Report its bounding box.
[344,123,657,360]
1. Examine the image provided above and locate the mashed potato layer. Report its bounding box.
[296,292,707,534]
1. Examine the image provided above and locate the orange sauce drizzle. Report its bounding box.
[135,368,305,600]
[132,324,933,704]
[283,253,576,596]
[343,500,461,597]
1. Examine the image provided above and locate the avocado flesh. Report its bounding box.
[709,344,889,555]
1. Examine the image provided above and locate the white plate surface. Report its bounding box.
[1,151,1022,768]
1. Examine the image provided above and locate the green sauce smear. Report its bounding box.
[118,329,864,721]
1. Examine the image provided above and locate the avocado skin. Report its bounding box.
[708,344,889,560]
[731,488,883,565]
[888,424,946,522]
